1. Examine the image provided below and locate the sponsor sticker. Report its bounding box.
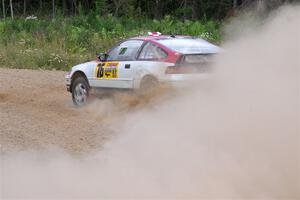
[95,62,119,79]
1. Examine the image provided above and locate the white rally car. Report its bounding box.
[65,32,220,106]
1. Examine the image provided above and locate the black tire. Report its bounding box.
[139,76,158,94]
[71,77,90,106]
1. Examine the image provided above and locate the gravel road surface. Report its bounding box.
[0,68,114,154]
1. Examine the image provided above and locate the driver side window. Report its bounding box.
[107,40,144,61]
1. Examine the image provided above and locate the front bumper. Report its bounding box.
[65,74,71,92]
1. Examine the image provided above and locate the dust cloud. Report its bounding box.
[1,5,300,199]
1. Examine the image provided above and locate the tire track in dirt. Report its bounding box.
[0,68,171,154]
[0,68,112,154]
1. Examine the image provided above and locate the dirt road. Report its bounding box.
[0,68,116,154]
[0,67,171,155]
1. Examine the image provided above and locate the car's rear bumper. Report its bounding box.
[159,73,211,88]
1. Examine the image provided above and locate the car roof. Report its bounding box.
[130,35,194,41]
[130,35,220,54]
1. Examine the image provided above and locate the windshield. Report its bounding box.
[156,38,220,54]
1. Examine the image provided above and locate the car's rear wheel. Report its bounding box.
[139,75,158,94]
[72,77,89,106]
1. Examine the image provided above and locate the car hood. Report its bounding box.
[72,60,98,70]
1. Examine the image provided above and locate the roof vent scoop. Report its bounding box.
[148,32,161,37]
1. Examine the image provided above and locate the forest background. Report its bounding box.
[0,0,296,70]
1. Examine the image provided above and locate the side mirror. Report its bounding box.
[96,53,108,62]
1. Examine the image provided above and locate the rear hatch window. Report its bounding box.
[156,38,220,54]
[177,54,215,73]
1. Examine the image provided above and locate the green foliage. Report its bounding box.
[0,15,221,71]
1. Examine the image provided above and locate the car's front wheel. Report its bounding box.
[72,77,89,106]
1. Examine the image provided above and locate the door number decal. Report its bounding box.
[95,62,119,79]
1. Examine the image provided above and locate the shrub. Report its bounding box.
[0,16,221,71]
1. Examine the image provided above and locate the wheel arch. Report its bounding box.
[70,71,90,93]
[139,74,158,88]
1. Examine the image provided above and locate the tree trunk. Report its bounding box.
[2,0,5,19]
[23,0,26,16]
[84,0,89,13]
[113,0,120,17]
[233,0,237,8]
[183,0,187,20]
[52,0,55,18]
[40,0,42,11]
[62,0,65,15]
[257,0,266,12]
[193,0,200,19]
[215,0,224,19]
[73,0,77,15]
[154,0,160,18]
[9,0,13,20]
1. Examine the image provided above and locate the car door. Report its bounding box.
[135,41,170,81]
[92,40,144,89]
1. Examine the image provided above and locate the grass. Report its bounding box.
[0,14,221,71]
